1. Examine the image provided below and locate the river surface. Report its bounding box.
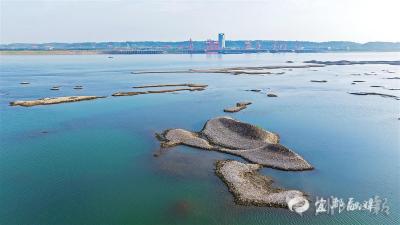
[0,52,399,225]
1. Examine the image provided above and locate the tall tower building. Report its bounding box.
[218,33,225,50]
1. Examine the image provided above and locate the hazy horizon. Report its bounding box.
[1,0,400,44]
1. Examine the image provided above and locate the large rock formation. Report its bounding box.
[158,117,313,171]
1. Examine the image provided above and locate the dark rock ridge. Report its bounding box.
[310,80,327,83]
[304,60,400,66]
[216,160,307,207]
[349,92,399,100]
[246,89,262,92]
[157,117,313,171]
[133,83,208,88]
[267,93,278,97]
[113,84,207,96]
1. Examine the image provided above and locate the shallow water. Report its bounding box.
[0,52,399,225]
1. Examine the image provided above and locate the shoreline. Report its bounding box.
[1,50,400,55]
[0,50,101,55]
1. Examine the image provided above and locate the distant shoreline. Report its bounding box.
[1,49,399,55]
[0,50,101,55]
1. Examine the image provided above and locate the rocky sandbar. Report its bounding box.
[133,83,208,88]
[215,160,307,207]
[112,86,205,96]
[10,96,105,107]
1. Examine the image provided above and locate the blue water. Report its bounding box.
[0,53,399,225]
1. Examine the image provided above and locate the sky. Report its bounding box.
[1,0,400,44]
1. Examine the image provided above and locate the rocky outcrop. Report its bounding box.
[157,117,313,171]
[158,129,214,150]
[267,93,278,97]
[224,102,252,113]
[215,160,307,207]
[10,96,105,107]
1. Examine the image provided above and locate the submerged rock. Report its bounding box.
[304,60,400,66]
[158,117,313,171]
[215,160,307,207]
[112,91,148,96]
[10,96,105,107]
[246,89,262,92]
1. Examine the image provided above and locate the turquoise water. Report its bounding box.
[0,53,399,225]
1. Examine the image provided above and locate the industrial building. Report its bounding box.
[218,33,225,49]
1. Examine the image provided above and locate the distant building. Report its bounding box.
[218,33,225,49]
